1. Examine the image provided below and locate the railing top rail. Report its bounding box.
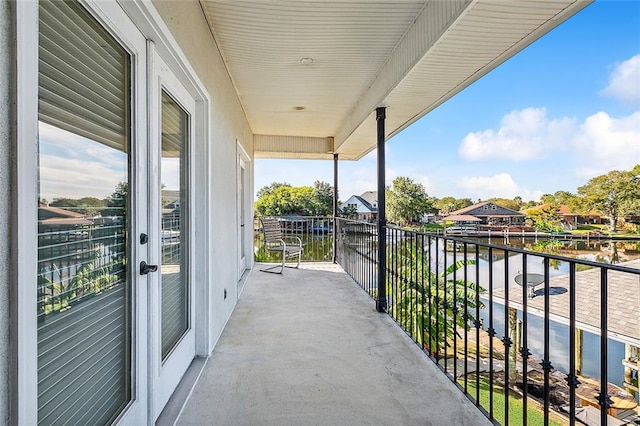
[335,217,376,226]
[257,215,333,219]
[385,224,640,275]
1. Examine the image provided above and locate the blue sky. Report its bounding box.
[255,1,640,202]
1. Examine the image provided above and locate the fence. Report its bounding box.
[254,215,334,262]
[335,217,640,426]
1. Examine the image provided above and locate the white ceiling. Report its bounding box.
[200,0,591,160]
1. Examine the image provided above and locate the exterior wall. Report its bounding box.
[152,1,254,352]
[0,1,12,422]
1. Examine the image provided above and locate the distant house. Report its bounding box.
[342,192,377,221]
[557,205,606,227]
[522,204,607,228]
[359,191,378,210]
[448,202,525,226]
[38,204,93,229]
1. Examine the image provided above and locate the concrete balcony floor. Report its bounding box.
[177,263,491,426]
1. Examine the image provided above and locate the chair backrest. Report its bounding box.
[261,217,283,243]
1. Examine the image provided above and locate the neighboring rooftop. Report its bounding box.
[450,201,525,218]
[493,259,640,347]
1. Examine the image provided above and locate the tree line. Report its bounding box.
[255,164,640,231]
[40,182,128,218]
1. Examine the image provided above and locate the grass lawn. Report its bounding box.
[573,223,640,237]
[417,223,444,232]
[460,375,564,426]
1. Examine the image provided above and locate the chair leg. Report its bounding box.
[283,250,302,269]
[260,247,285,274]
[260,263,283,274]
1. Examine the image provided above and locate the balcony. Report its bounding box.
[29,213,640,425]
[176,261,489,425]
[201,216,640,426]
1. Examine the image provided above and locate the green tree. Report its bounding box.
[455,198,473,210]
[521,200,539,209]
[552,190,577,207]
[312,181,334,215]
[488,197,521,211]
[50,198,83,211]
[577,165,640,231]
[340,203,358,219]
[255,181,335,216]
[386,177,435,226]
[436,197,473,214]
[49,197,106,215]
[435,197,457,215]
[540,193,555,204]
[388,238,484,357]
[104,182,128,217]
[256,182,289,199]
[526,204,563,232]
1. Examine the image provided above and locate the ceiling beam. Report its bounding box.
[333,0,472,150]
[254,134,337,159]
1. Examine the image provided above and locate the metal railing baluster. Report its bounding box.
[521,253,529,425]
[327,219,640,426]
[503,248,510,425]
[475,243,480,407]
[453,240,458,380]
[488,246,494,420]
[543,257,551,426]
[567,261,578,426]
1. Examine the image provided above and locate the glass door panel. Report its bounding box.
[37,1,131,423]
[238,157,247,278]
[160,91,188,358]
[150,52,196,418]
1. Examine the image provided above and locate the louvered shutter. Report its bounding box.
[37,1,131,424]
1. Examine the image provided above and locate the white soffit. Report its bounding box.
[254,135,334,159]
[200,0,591,160]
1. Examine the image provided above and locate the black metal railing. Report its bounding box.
[335,217,640,426]
[37,209,127,321]
[254,215,334,262]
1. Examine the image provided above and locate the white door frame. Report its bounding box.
[118,0,212,363]
[15,1,213,423]
[237,141,251,281]
[148,44,199,421]
[14,1,149,424]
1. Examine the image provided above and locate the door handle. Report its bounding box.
[140,261,158,275]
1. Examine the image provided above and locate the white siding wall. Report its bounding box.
[152,1,254,352]
[0,1,11,422]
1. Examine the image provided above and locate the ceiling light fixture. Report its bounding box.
[292,106,306,111]
[299,57,314,65]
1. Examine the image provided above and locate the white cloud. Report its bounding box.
[573,110,640,179]
[39,155,126,200]
[418,176,434,193]
[38,123,128,200]
[600,54,640,105]
[458,173,542,201]
[459,107,575,161]
[458,105,640,182]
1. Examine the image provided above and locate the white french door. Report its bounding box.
[238,154,248,279]
[148,48,196,420]
[32,1,148,424]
